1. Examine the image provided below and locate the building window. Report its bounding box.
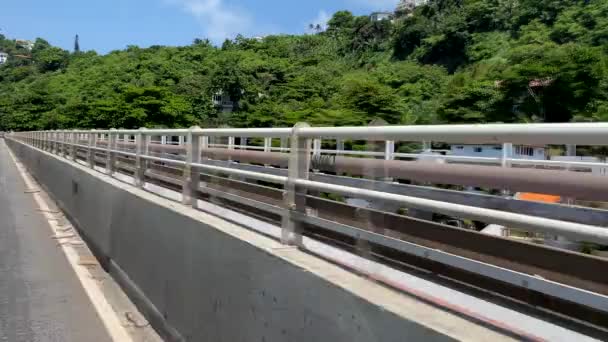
[493,146,503,151]
[474,147,483,153]
[455,146,464,150]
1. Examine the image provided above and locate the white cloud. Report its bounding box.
[167,0,253,43]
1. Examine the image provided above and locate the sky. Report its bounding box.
[0,0,400,54]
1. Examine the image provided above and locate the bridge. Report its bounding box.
[3,123,608,341]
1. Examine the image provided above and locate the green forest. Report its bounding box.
[0,0,607,131]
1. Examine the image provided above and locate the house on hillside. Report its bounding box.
[450,144,546,160]
[551,156,608,176]
[0,52,8,65]
[395,0,427,16]
[212,91,236,113]
[370,12,393,22]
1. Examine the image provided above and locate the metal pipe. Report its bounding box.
[188,148,608,202]
[63,122,608,144]
[297,123,608,145]
[191,162,287,185]
[119,140,608,169]
[330,156,608,202]
[296,179,608,245]
[101,143,608,202]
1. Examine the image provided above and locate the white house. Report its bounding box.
[0,52,8,65]
[551,156,608,176]
[450,144,546,160]
[370,12,393,22]
[395,0,427,15]
[212,91,235,113]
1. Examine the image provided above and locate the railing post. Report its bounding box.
[385,140,395,161]
[63,130,68,157]
[282,122,311,246]
[566,144,577,158]
[135,128,149,188]
[264,137,272,167]
[565,144,577,206]
[501,143,513,196]
[58,130,63,157]
[227,136,235,162]
[502,143,513,168]
[182,127,202,206]
[423,140,432,153]
[54,130,59,154]
[313,138,321,157]
[355,119,393,257]
[88,129,96,168]
[336,139,345,155]
[106,129,117,175]
[71,131,77,160]
[202,136,209,151]
[49,130,55,153]
[312,139,321,173]
[55,130,60,154]
[47,131,52,151]
[384,140,395,182]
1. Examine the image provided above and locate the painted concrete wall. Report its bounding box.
[5,139,473,342]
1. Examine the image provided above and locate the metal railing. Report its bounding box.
[8,123,608,315]
[9,123,608,244]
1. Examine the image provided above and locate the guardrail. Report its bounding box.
[8,123,608,318]
[10,123,608,243]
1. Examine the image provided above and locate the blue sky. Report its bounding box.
[0,0,400,54]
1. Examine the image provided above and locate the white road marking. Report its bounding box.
[6,147,133,342]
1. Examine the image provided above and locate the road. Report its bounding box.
[0,139,112,341]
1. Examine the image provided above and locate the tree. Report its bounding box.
[327,11,355,36]
[2,1,608,132]
[35,47,69,72]
[338,73,405,124]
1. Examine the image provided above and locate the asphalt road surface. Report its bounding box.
[0,139,112,342]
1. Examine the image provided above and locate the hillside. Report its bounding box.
[0,0,607,131]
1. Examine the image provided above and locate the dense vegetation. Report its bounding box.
[1,0,607,131]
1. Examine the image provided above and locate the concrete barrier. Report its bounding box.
[6,139,509,342]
